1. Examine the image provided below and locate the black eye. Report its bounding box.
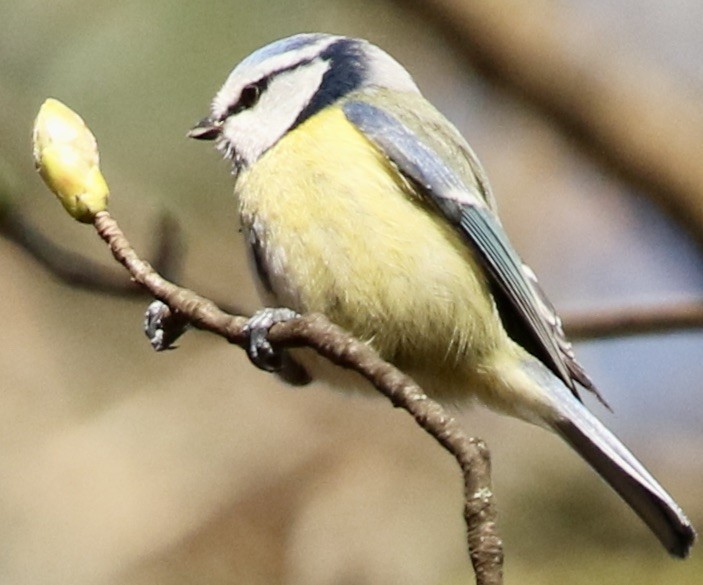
[224,80,267,118]
[239,83,261,109]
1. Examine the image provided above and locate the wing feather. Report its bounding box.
[342,96,606,405]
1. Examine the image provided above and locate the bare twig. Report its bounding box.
[92,210,504,585]
[395,0,703,250]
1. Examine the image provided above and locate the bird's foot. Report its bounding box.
[144,300,190,351]
[244,307,300,372]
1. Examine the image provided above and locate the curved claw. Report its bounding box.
[244,307,300,372]
[144,300,190,351]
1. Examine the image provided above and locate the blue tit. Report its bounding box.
[189,33,695,556]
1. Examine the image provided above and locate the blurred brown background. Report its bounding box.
[1,1,702,584]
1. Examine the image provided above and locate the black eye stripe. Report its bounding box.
[221,38,365,122]
[225,79,268,118]
[292,40,366,130]
[221,53,327,121]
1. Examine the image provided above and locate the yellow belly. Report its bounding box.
[236,106,509,396]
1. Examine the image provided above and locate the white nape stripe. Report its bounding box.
[363,43,419,94]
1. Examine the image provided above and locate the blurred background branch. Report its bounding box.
[564,301,703,340]
[4,203,701,340]
[1,206,185,296]
[394,0,703,250]
[1,2,701,584]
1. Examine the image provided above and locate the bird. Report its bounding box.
[188,32,696,557]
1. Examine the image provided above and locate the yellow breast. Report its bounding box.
[236,106,507,386]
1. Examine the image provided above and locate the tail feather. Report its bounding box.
[522,359,696,557]
[554,415,695,557]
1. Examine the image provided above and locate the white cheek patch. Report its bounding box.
[220,58,331,166]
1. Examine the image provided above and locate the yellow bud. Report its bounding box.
[33,98,109,223]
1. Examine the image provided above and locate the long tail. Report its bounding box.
[521,359,696,558]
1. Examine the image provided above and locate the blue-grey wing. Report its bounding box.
[342,98,604,404]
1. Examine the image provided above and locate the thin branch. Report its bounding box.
[92,210,504,585]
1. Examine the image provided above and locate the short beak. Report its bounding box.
[187,116,221,140]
